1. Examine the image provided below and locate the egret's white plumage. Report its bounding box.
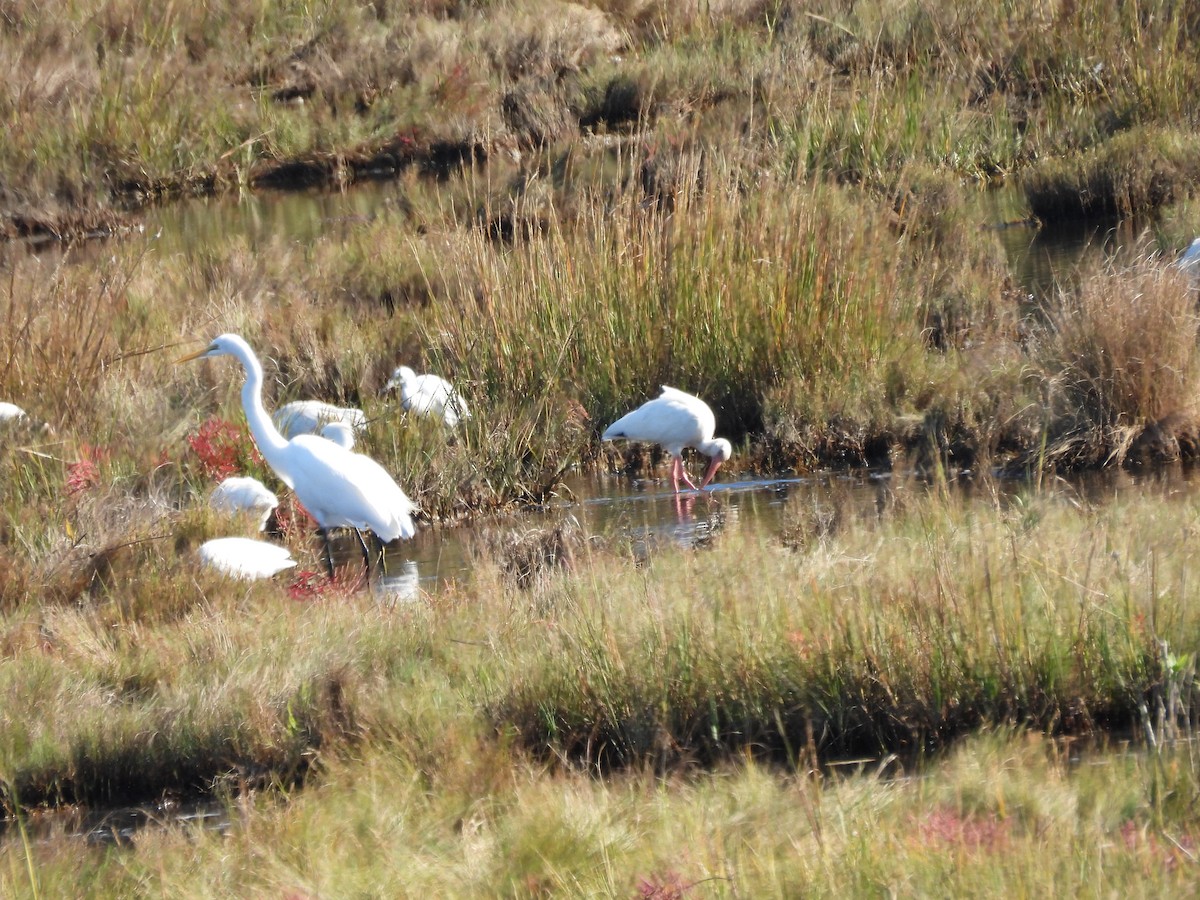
[210,476,279,531]
[1177,237,1200,278]
[0,402,27,422]
[603,386,732,493]
[319,421,356,450]
[181,334,417,542]
[384,366,471,427]
[273,399,366,440]
[198,537,296,580]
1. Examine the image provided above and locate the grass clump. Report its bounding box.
[1029,256,1200,469]
[1023,127,1200,222]
[487,486,1189,769]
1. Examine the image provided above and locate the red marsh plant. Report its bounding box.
[65,444,107,496]
[912,805,1012,854]
[185,415,263,481]
[287,567,367,602]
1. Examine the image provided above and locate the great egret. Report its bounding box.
[273,399,366,440]
[210,476,279,531]
[384,366,471,427]
[180,334,417,544]
[198,537,297,580]
[603,386,732,493]
[319,420,356,450]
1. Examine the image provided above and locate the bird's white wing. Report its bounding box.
[603,393,709,454]
[287,435,417,541]
[199,537,295,580]
[273,401,365,438]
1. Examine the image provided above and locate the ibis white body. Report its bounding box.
[603,386,732,492]
[319,420,356,450]
[384,366,470,427]
[272,400,366,440]
[210,476,279,531]
[0,402,27,422]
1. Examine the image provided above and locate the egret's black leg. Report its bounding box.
[354,528,372,572]
[320,528,335,578]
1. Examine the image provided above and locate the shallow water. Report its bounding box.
[352,462,1200,602]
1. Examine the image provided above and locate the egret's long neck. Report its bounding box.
[233,345,290,467]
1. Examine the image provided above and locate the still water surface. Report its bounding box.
[364,464,1200,603]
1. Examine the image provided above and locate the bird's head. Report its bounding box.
[176,333,247,364]
[382,366,417,394]
[698,438,732,489]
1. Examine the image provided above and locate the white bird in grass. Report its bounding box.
[180,334,417,545]
[384,366,471,427]
[0,402,27,423]
[198,537,296,580]
[602,386,732,493]
[272,399,366,440]
[1176,237,1200,279]
[210,476,279,531]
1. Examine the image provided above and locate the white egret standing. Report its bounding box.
[180,335,417,549]
[602,386,732,493]
[209,476,279,532]
[384,366,471,427]
[198,537,296,580]
[273,399,366,440]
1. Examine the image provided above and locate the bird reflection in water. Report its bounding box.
[674,491,728,550]
[375,559,421,605]
[627,491,728,558]
[322,531,420,603]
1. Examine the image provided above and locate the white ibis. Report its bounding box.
[198,537,297,580]
[0,402,27,423]
[272,399,366,440]
[319,420,356,450]
[209,476,279,531]
[602,386,732,492]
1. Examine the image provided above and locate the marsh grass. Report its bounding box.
[1030,257,1200,468]
[487,486,1190,770]
[1023,128,1200,222]
[3,486,1200,894]
[428,175,925,439]
[5,0,1200,893]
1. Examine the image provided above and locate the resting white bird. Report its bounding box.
[0,402,27,422]
[198,537,296,580]
[272,399,366,440]
[319,421,356,450]
[384,366,471,427]
[180,334,417,544]
[1176,237,1200,279]
[602,386,732,493]
[210,476,279,532]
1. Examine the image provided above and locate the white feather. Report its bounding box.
[198,537,296,580]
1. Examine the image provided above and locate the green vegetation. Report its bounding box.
[3,487,1200,893]
[4,0,1200,894]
